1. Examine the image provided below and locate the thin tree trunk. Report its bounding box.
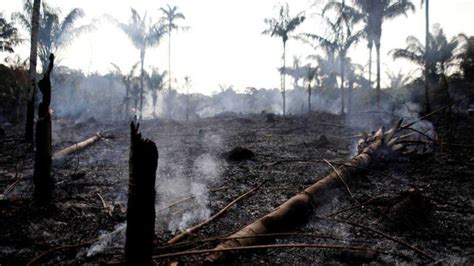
[376,43,381,104]
[348,81,353,114]
[25,0,41,142]
[368,44,372,87]
[139,49,145,120]
[424,0,431,113]
[186,89,190,121]
[168,30,171,92]
[125,83,129,120]
[282,41,286,116]
[308,84,312,113]
[126,122,158,266]
[33,54,54,204]
[340,53,345,115]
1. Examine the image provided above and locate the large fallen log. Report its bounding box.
[205,119,417,264]
[52,133,103,161]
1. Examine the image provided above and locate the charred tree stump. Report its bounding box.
[33,54,54,204]
[125,122,158,266]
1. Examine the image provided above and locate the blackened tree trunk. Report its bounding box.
[281,40,287,116]
[424,0,431,113]
[25,0,41,142]
[125,121,158,266]
[139,49,145,120]
[33,54,54,204]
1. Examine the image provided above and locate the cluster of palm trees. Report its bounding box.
[11,0,186,139]
[110,5,186,119]
[263,0,432,115]
[11,0,93,140]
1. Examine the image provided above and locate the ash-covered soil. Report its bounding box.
[0,112,473,265]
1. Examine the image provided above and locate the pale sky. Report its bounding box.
[1,0,473,95]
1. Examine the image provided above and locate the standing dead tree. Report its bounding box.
[205,119,429,263]
[125,121,158,265]
[33,53,54,204]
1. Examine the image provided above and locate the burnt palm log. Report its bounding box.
[33,54,54,204]
[52,133,103,162]
[125,122,158,266]
[205,120,408,264]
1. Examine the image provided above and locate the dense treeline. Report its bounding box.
[0,0,473,124]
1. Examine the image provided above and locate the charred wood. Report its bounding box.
[125,121,158,266]
[33,54,54,204]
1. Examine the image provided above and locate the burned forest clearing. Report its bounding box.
[1,0,474,264]
[1,112,473,264]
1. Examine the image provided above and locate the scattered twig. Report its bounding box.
[153,243,395,260]
[401,98,466,129]
[158,232,357,251]
[166,182,265,245]
[26,238,98,265]
[327,196,384,218]
[319,217,436,261]
[156,186,228,213]
[402,127,436,142]
[323,159,357,202]
[96,193,112,217]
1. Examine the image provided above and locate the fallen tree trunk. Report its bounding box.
[205,120,408,264]
[52,133,103,161]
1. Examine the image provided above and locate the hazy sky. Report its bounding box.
[1,0,473,95]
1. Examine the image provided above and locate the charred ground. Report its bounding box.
[0,112,473,265]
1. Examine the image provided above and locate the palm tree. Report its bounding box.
[24,0,41,142]
[325,0,415,104]
[422,0,430,112]
[159,5,186,92]
[183,76,191,120]
[304,6,364,114]
[368,0,415,104]
[344,58,364,113]
[263,3,305,116]
[146,68,167,118]
[111,9,166,119]
[110,62,139,119]
[14,0,93,72]
[0,13,21,53]
[303,65,319,113]
[459,35,474,83]
[391,24,462,109]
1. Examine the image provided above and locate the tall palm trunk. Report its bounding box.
[168,29,172,92]
[340,53,345,115]
[424,0,431,113]
[281,40,287,116]
[139,49,145,119]
[376,42,381,104]
[25,0,41,142]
